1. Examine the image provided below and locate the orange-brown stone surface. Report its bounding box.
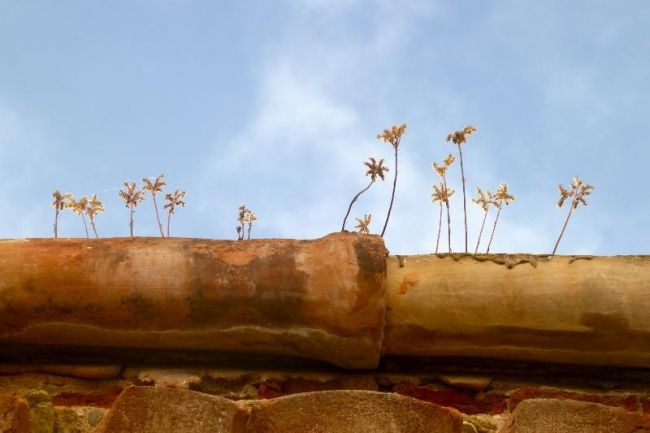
[0,233,387,368]
[0,394,31,433]
[95,386,248,433]
[248,390,463,433]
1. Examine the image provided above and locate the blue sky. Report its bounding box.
[0,0,648,255]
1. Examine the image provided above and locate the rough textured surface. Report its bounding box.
[0,394,31,433]
[499,398,650,433]
[248,390,463,433]
[385,254,650,368]
[95,386,248,433]
[0,233,387,368]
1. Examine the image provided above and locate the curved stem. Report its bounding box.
[552,203,575,256]
[486,207,502,254]
[380,147,398,237]
[458,144,468,253]
[90,217,99,238]
[152,194,165,237]
[81,214,89,239]
[342,180,374,231]
[475,209,489,254]
[435,203,442,254]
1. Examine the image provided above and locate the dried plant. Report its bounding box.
[341,157,388,231]
[485,182,515,253]
[86,194,104,238]
[447,125,477,253]
[431,153,456,253]
[377,123,407,237]
[355,214,372,234]
[552,176,594,255]
[163,189,186,237]
[69,196,90,239]
[432,183,455,254]
[236,205,256,240]
[51,190,72,238]
[119,181,146,237]
[142,174,167,237]
[472,187,494,254]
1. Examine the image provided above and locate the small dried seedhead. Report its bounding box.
[119,181,145,207]
[70,196,89,216]
[51,190,73,210]
[142,174,166,195]
[377,124,407,149]
[472,187,494,212]
[493,182,515,208]
[446,125,477,145]
[432,153,456,178]
[355,214,372,234]
[364,157,389,182]
[164,189,187,214]
[558,176,594,208]
[87,194,104,218]
[432,183,455,204]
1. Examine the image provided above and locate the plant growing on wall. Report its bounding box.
[119,181,146,237]
[142,174,167,237]
[446,125,477,253]
[552,176,594,255]
[355,214,372,234]
[51,190,72,238]
[472,187,494,254]
[163,189,186,237]
[377,123,407,238]
[86,194,104,238]
[341,157,388,231]
[236,205,256,240]
[432,154,456,254]
[69,195,90,239]
[243,209,257,240]
[485,182,515,253]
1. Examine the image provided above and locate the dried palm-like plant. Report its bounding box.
[355,214,372,234]
[142,174,167,237]
[51,190,72,238]
[236,205,257,240]
[432,153,456,254]
[69,196,90,239]
[341,157,388,231]
[472,187,494,254]
[119,181,145,237]
[447,125,477,253]
[432,183,455,254]
[552,176,594,255]
[86,194,104,238]
[243,209,257,240]
[163,189,186,237]
[377,123,407,237]
[485,182,515,253]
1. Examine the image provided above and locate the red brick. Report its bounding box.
[394,383,506,414]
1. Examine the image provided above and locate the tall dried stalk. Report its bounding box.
[69,196,90,239]
[236,205,256,240]
[485,182,515,253]
[87,194,104,238]
[119,181,145,237]
[51,190,72,238]
[377,124,407,238]
[143,174,167,237]
[432,154,456,253]
[447,125,477,253]
[472,188,494,254]
[164,189,186,237]
[552,176,594,255]
[342,157,388,231]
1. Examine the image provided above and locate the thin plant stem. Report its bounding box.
[152,194,165,237]
[381,147,398,238]
[552,202,575,256]
[247,223,252,240]
[475,209,489,254]
[457,144,468,253]
[90,218,99,238]
[485,207,502,254]
[342,180,373,231]
[54,209,59,238]
[435,203,442,254]
[167,211,172,237]
[442,174,452,254]
[129,206,134,237]
[81,214,89,239]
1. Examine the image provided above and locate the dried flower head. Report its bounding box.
[243,210,257,225]
[432,153,456,178]
[446,125,477,145]
[472,188,494,212]
[119,181,145,207]
[364,157,389,182]
[238,205,249,225]
[558,176,594,209]
[377,124,407,149]
[142,174,166,195]
[87,194,104,218]
[493,182,515,207]
[355,214,372,234]
[164,189,187,214]
[70,196,89,216]
[432,183,455,204]
[443,153,456,166]
[51,190,73,210]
